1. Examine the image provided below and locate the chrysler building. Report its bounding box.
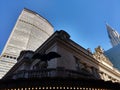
[106,24,120,47]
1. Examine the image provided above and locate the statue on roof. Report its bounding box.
[93,46,113,66]
[95,46,104,54]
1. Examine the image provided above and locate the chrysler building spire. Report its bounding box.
[106,24,120,47]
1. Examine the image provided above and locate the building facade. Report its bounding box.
[106,24,120,47]
[0,8,54,78]
[105,24,120,71]
[93,46,120,82]
[105,44,120,70]
[4,30,120,83]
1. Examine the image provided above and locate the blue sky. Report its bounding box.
[0,0,120,54]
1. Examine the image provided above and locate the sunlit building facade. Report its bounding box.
[2,30,120,90]
[0,9,120,89]
[0,8,54,78]
[106,24,120,47]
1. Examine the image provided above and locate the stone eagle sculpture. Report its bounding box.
[32,52,61,61]
[32,52,61,69]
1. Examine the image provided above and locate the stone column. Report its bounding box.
[91,67,100,78]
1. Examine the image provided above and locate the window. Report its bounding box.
[74,56,81,71]
[6,56,9,58]
[3,55,6,57]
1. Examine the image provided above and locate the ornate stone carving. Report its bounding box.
[17,50,34,61]
[57,30,70,40]
[32,52,61,69]
[93,46,113,66]
[95,46,104,54]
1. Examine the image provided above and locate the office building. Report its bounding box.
[0,8,54,78]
